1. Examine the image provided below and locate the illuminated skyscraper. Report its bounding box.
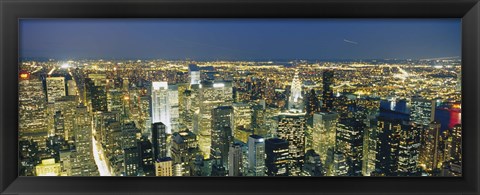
[228,143,243,176]
[397,124,421,176]
[247,135,265,176]
[171,129,200,176]
[189,64,201,85]
[311,112,339,163]
[233,103,252,143]
[410,97,437,126]
[335,118,365,176]
[321,70,334,112]
[375,100,413,176]
[53,96,77,140]
[152,122,167,160]
[252,104,268,137]
[211,106,234,167]
[419,122,441,172]
[85,74,107,112]
[46,77,66,103]
[19,73,48,147]
[306,89,320,117]
[151,81,179,134]
[277,112,306,175]
[265,138,289,176]
[288,71,304,112]
[197,80,233,158]
[72,105,98,176]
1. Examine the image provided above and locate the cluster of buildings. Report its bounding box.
[18,58,462,177]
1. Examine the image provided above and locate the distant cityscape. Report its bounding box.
[19,58,461,177]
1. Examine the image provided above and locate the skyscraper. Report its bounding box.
[306,89,320,117]
[247,135,265,176]
[265,138,289,176]
[189,64,201,85]
[277,112,306,175]
[124,147,139,176]
[335,118,365,176]
[19,73,48,147]
[152,122,167,160]
[137,138,155,176]
[151,81,179,134]
[321,69,334,112]
[288,71,304,112]
[72,105,99,176]
[171,129,200,176]
[233,102,253,143]
[211,106,234,167]
[228,143,243,176]
[375,100,413,176]
[311,112,339,163]
[197,80,233,158]
[419,122,441,173]
[85,74,107,112]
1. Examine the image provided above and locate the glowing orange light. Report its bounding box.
[124,96,130,100]
[20,73,30,80]
[452,104,461,109]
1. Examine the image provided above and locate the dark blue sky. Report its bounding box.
[20,19,461,60]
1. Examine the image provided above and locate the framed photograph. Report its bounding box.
[1,0,479,194]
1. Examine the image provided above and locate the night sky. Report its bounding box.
[20,19,461,60]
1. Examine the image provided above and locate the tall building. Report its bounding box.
[419,122,441,172]
[247,135,265,176]
[152,122,168,160]
[375,100,413,176]
[277,112,306,175]
[151,81,179,134]
[397,124,421,176]
[211,106,234,167]
[124,147,139,176]
[211,150,227,176]
[335,118,365,176]
[265,138,289,176]
[228,143,243,176]
[233,103,253,143]
[252,104,268,137]
[53,96,77,140]
[305,89,320,117]
[189,64,201,85]
[19,73,48,147]
[302,149,323,176]
[171,129,200,176]
[449,124,462,163]
[72,105,98,176]
[85,74,107,112]
[137,138,155,176]
[311,112,339,163]
[331,152,348,176]
[46,77,66,103]
[410,97,437,126]
[197,80,233,158]
[288,71,304,112]
[321,69,334,112]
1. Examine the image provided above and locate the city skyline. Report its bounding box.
[20,19,461,60]
[18,19,462,177]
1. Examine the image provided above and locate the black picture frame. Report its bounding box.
[1,0,479,194]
